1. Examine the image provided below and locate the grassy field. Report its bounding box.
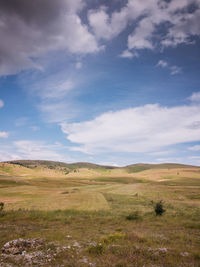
[0,161,200,266]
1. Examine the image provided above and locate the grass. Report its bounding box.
[0,161,200,266]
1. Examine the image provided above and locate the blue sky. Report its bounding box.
[0,0,200,166]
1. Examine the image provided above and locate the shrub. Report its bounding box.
[154,200,165,216]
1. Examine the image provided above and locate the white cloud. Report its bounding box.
[15,117,28,127]
[170,65,182,75]
[189,92,200,102]
[0,99,4,108]
[157,60,181,75]
[88,0,200,54]
[61,101,200,154]
[120,50,138,59]
[157,60,168,68]
[188,145,200,151]
[0,132,9,138]
[88,5,128,41]
[128,17,155,50]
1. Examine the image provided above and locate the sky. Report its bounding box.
[0,0,200,166]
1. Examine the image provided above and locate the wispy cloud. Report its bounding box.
[170,65,182,75]
[188,145,200,151]
[15,117,28,127]
[39,80,74,100]
[157,60,168,68]
[13,140,69,161]
[30,126,40,131]
[157,60,181,75]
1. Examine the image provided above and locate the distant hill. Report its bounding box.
[4,160,116,171]
[124,163,195,173]
[3,160,198,173]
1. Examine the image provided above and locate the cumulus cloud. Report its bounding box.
[0,99,4,108]
[0,132,9,138]
[0,0,99,75]
[61,101,200,154]
[88,0,200,55]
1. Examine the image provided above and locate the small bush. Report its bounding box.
[88,243,105,255]
[126,211,141,221]
[154,200,165,216]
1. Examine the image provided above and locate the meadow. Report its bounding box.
[0,160,200,266]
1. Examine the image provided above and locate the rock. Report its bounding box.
[148,247,168,255]
[1,238,45,255]
[0,238,62,266]
[73,241,81,248]
[180,252,189,257]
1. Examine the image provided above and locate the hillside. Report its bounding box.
[0,159,200,266]
[3,159,198,172]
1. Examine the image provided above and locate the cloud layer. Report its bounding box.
[61,99,200,154]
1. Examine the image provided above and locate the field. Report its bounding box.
[0,160,200,266]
